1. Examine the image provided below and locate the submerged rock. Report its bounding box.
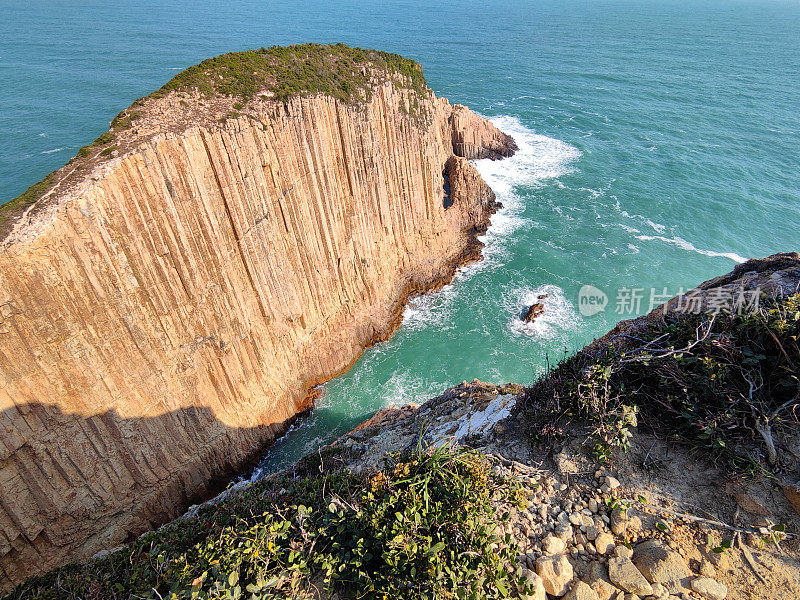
[523,302,545,323]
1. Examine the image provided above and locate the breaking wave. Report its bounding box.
[635,234,747,264]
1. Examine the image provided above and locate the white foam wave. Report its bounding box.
[402,281,458,331]
[40,147,64,155]
[400,116,581,330]
[474,115,582,196]
[470,116,581,267]
[505,283,582,339]
[635,235,747,263]
[378,371,428,408]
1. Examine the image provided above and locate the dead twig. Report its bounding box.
[735,531,768,584]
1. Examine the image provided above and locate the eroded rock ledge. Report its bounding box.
[0,45,515,589]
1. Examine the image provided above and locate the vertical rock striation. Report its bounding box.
[0,50,515,589]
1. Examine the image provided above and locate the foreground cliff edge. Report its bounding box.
[8,254,799,600]
[0,44,517,588]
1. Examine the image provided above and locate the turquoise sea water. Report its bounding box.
[2,1,799,474]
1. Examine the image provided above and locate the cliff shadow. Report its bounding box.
[0,400,303,593]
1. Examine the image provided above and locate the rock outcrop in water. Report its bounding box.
[0,44,516,589]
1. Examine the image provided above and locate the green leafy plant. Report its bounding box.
[712,538,732,554]
[6,447,529,600]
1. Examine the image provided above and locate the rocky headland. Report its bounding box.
[0,44,516,590]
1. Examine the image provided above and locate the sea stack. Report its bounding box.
[0,44,515,589]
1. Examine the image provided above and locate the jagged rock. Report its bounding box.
[564,580,601,600]
[649,582,669,599]
[536,554,574,597]
[782,484,800,516]
[734,492,770,516]
[594,533,616,555]
[690,577,728,600]
[585,562,620,600]
[543,535,568,555]
[608,556,653,596]
[591,579,620,600]
[556,514,575,542]
[523,302,545,323]
[519,567,547,600]
[632,539,691,584]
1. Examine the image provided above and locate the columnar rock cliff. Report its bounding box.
[0,47,515,589]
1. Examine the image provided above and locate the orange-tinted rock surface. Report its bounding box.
[0,72,514,587]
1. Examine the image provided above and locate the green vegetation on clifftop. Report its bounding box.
[521,292,800,473]
[150,43,428,103]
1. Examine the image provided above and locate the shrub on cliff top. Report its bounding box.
[150,43,428,103]
[521,293,800,473]
[0,172,56,233]
[6,447,530,600]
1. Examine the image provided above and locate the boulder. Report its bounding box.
[590,578,619,600]
[523,303,545,323]
[536,554,574,597]
[607,556,653,596]
[564,580,600,600]
[519,567,547,600]
[690,577,728,600]
[632,539,691,584]
[594,533,615,555]
[543,535,567,555]
[584,561,619,600]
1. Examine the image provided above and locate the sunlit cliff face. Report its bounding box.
[0,67,514,589]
